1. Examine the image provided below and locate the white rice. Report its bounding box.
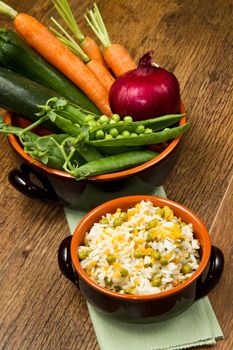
[78,200,200,295]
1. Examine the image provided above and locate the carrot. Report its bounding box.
[104,44,136,78]
[53,0,107,68]
[85,4,136,77]
[86,59,114,92]
[50,17,115,93]
[0,2,112,116]
[80,36,106,68]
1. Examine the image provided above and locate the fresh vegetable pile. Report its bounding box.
[0,0,189,180]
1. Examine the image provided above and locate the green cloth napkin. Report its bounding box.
[64,180,223,350]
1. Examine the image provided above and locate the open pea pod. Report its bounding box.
[87,123,190,148]
[89,114,185,140]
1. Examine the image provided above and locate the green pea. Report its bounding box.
[148,219,159,228]
[121,130,131,137]
[146,229,157,242]
[119,212,128,221]
[131,132,138,137]
[156,207,164,216]
[114,286,122,292]
[84,115,95,123]
[181,264,193,274]
[116,135,123,139]
[151,250,161,260]
[106,254,116,264]
[113,218,123,227]
[124,116,133,123]
[112,114,121,122]
[105,134,113,139]
[134,249,144,259]
[110,119,116,124]
[175,242,182,249]
[151,277,162,287]
[78,247,90,260]
[109,128,119,138]
[120,268,128,277]
[88,120,98,128]
[160,257,169,266]
[99,217,109,225]
[104,277,112,286]
[95,130,105,140]
[99,115,110,124]
[119,121,124,124]
[145,128,153,134]
[136,125,145,134]
[124,287,136,295]
[145,263,152,268]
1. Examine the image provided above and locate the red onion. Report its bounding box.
[109,51,181,120]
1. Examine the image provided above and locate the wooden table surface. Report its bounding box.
[0,0,232,349]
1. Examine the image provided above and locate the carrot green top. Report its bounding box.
[0,1,18,19]
[50,17,90,63]
[53,0,85,42]
[85,3,111,48]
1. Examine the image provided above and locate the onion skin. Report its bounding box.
[109,52,181,121]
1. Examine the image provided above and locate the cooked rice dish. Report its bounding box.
[78,200,200,295]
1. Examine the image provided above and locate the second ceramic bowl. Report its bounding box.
[58,195,224,323]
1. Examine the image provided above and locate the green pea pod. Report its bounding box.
[88,123,190,148]
[44,155,66,169]
[64,104,97,125]
[89,114,185,140]
[75,144,103,162]
[71,150,158,179]
[45,151,85,169]
[97,146,143,155]
[47,113,81,137]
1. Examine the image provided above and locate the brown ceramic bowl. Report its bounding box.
[5,105,186,208]
[58,195,224,323]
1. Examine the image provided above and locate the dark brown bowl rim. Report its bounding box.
[4,104,186,181]
[70,195,211,301]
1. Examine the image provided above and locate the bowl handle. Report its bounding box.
[58,236,80,288]
[195,245,224,299]
[8,163,64,205]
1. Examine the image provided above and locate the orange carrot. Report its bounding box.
[85,4,136,77]
[12,13,111,116]
[104,44,136,77]
[80,36,107,68]
[53,0,107,68]
[86,59,115,92]
[50,17,115,93]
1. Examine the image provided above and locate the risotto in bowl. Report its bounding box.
[58,196,224,322]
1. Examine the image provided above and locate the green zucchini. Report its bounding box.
[0,67,61,131]
[0,29,100,115]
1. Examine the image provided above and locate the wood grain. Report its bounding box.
[0,0,232,349]
[199,177,233,349]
